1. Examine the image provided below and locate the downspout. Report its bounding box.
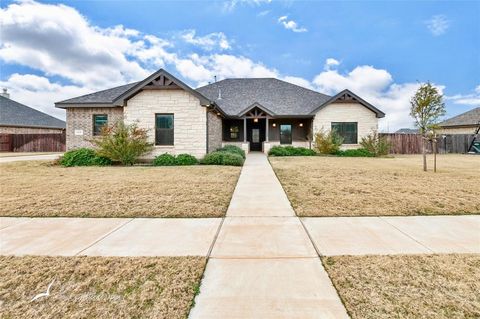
[206,108,209,154]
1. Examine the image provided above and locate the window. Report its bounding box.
[155,114,174,145]
[230,126,239,139]
[280,124,292,144]
[331,122,358,144]
[93,114,108,136]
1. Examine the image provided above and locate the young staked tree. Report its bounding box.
[410,82,446,171]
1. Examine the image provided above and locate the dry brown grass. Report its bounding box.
[270,155,480,216]
[322,254,480,319]
[0,152,61,158]
[0,161,240,218]
[0,255,206,319]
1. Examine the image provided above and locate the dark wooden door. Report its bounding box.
[247,119,265,151]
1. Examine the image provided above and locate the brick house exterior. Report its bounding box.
[56,69,385,158]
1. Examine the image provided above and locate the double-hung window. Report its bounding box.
[230,126,239,139]
[155,114,174,145]
[331,122,358,144]
[93,114,108,136]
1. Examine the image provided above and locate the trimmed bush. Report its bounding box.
[268,145,316,156]
[175,153,198,165]
[153,153,176,166]
[201,151,244,166]
[60,148,112,167]
[217,145,246,159]
[335,148,374,157]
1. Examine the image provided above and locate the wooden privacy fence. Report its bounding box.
[380,133,476,154]
[0,133,66,152]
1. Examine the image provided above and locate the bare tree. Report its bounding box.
[410,83,446,171]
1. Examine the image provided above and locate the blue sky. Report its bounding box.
[1,0,479,130]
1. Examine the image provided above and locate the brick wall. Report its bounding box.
[65,107,124,149]
[124,89,207,158]
[313,102,378,149]
[0,126,64,134]
[207,111,222,153]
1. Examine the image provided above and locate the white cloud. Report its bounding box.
[324,58,340,70]
[181,30,231,51]
[445,86,480,106]
[257,10,270,16]
[425,15,450,36]
[0,74,89,120]
[222,0,271,13]
[278,16,307,33]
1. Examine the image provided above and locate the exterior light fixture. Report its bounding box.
[216,112,221,116]
[272,123,276,127]
[299,123,304,127]
[253,118,258,123]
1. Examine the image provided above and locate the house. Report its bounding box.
[0,91,66,134]
[55,68,385,158]
[437,107,480,135]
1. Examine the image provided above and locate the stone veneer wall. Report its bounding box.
[312,102,378,149]
[0,126,64,134]
[437,127,478,135]
[124,89,207,159]
[207,111,222,153]
[65,107,124,150]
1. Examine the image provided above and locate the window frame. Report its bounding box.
[92,114,108,136]
[331,122,358,144]
[155,113,174,146]
[279,124,292,145]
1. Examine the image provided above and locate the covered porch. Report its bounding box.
[221,106,313,153]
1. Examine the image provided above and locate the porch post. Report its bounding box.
[243,117,247,142]
[266,117,269,142]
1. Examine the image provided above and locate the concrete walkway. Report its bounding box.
[189,153,350,318]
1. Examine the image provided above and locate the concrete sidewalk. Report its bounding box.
[0,153,62,163]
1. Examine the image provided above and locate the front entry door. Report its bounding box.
[247,118,265,151]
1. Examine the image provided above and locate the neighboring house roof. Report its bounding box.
[395,128,419,134]
[438,107,480,127]
[55,68,385,118]
[0,95,65,129]
[196,78,331,117]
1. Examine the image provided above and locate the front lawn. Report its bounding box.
[270,155,480,216]
[0,256,205,319]
[0,161,240,218]
[322,254,480,319]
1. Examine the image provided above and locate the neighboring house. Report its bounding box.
[395,128,419,134]
[0,92,66,134]
[437,107,480,135]
[56,69,385,158]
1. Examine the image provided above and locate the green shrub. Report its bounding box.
[360,131,391,156]
[89,121,153,166]
[313,129,343,154]
[60,148,112,167]
[201,151,244,166]
[335,148,374,157]
[268,145,316,156]
[175,153,198,165]
[217,145,246,159]
[153,153,176,166]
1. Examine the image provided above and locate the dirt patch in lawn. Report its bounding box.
[0,161,240,218]
[323,254,480,319]
[0,255,205,319]
[270,155,480,216]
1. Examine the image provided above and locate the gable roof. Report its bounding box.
[438,107,480,127]
[56,69,212,108]
[56,82,139,107]
[0,96,65,129]
[196,78,331,117]
[309,89,385,118]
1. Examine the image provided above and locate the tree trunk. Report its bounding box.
[422,136,427,172]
